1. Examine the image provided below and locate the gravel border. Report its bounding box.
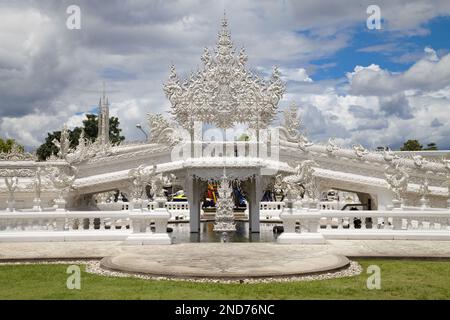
[0,259,363,284]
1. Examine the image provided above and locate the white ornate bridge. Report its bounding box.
[0,15,450,244]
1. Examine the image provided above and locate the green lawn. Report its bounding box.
[0,259,449,299]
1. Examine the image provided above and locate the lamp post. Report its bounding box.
[136,124,148,141]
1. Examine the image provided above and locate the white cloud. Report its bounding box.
[280,68,313,82]
[349,48,450,95]
[1,1,450,151]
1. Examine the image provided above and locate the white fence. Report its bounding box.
[97,201,285,221]
[1,206,449,242]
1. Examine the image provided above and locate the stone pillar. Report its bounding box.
[186,174,201,233]
[248,175,261,233]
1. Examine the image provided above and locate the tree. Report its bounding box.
[0,138,24,153]
[36,114,125,161]
[424,142,438,150]
[400,139,423,151]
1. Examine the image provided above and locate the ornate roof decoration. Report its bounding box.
[279,102,313,150]
[163,14,285,131]
[0,143,36,161]
[52,124,70,159]
[147,113,182,146]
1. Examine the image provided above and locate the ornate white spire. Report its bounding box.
[163,14,285,131]
[98,82,110,145]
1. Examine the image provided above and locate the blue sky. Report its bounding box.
[0,0,450,150]
[311,16,450,80]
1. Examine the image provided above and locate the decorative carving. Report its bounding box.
[163,14,285,131]
[213,173,236,233]
[0,169,34,177]
[280,102,313,151]
[147,113,182,145]
[352,144,369,159]
[32,167,43,211]
[0,143,36,161]
[151,173,175,199]
[128,165,156,200]
[4,176,19,211]
[53,124,70,159]
[385,163,409,201]
[326,137,340,154]
[413,155,425,168]
[419,171,432,208]
[282,160,318,201]
[45,166,77,201]
[382,149,399,163]
[66,130,113,164]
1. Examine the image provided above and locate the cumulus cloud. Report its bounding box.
[1,0,450,152]
[349,48,450,96]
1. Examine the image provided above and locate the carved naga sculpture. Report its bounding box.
[128,165,156,201]
[45,166,77,201]
[385,163,409,202]
[282,160,318,201]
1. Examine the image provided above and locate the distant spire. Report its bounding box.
[221,10,228,28]
[102,81,106,100]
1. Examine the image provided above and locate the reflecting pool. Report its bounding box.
[168,221,282,243]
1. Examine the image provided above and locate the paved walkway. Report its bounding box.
[1,240,450,260]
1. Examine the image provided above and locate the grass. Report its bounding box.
[0,259,449,299]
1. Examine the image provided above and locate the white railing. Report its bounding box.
[0,211,131,233]
[260,201,284,220]
[0,209,172,243]
[317,210,450,231]
[97,201,285,221]
[319,201,340,211]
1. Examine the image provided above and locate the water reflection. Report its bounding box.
[168,221,282,243]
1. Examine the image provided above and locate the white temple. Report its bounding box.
[0,15,449,244]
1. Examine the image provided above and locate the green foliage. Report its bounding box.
[0,138,24,153]
[0,259,449,299]
[400,139,423,151]
[400,140,439,151]
[36,114,125,161]
[424,142,438,150]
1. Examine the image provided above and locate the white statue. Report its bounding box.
[45,166,77,204]
[352,144,369,158]
[5,176,19,211]
[419,171,432,208]
[151,173,175,199]
[32,167,43,211]
[326,137,340,154]
[128,165,156,201]
[53,124,70,159]
[385,163,409,202]
[147,113,181,145]
[282,160,318,201]
[213,173,236,233]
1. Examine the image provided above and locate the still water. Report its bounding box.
[168,221,282,243]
